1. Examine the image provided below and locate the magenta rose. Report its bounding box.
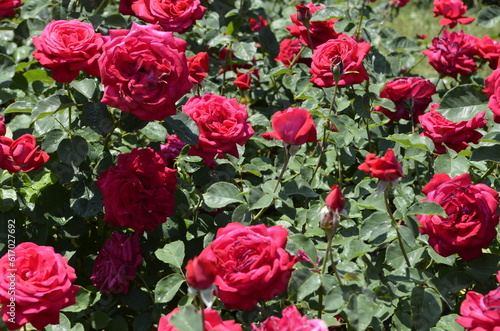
[432,0,475,29]
[0,242,79,330]
[373,77,436,122]
[252,305,328,331]
[0,0,22,17]
[456,271,500,330]
[91,232,142,294]
[310,34,370,88]
[182,94,254,166]
[32,20,103,83]
[96,148,178,233]
[286,2,340,49]
[160,134,186,167]
[391,0,411,7]
[417,173,499,261]
[484,68,500,123]
[422,29,479,78]
[198,223,297,310]
[99,23,191,121]
[158,308,242,331]
[476,35,500,69]
[419,108,487,154]
[0,134,50,173]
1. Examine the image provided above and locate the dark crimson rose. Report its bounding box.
[182,94,254,166]
[185,256,218,290]
[419,108,487,154]
[456,271,500,330]
[160,134,186,167]
[158,308,242,331]
[187,52,209,85]
[198,223,297,310]
[275,38,311,67]
[477,35,500,69]
[252,305,328,331]
[325,185,345,212]
[0,243,79,330]
[99,23,191,121]
[262,107,317,146]
[249,15,268,32]
[432,0,474,28]
[417,173,499,261]
[96,148,178,233]
[373,77,436,122]
[0,115,5,136]
[310,34,370,88]
[391,0,411,7]
[91,232,142,294]
[233,72,252,90]
[0,0,22,17]
[122,0,206,33]
[422,29,479,78]
[32,20,103,83]
[286,2,340,49]
[0,134,49,173]
[484,68,500,123]
[358,149,404,182]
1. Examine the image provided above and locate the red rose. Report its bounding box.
[124,0,206,33]
[391,0,411,7]
[0,115,5,136]
[32,20,103,83]
[252,305,328,331]
[456,272,500,330]
[99,23,191,121]
[325,185,345,212]
[358,149,404,182]
[249,15,268,32]
[422,29,479,78]
[185,256,218,290]
[373,77,436,122]
[182,94,254,166]
[417,173,499,261]
[233,72,252,90]
[476,35,500,69]
[198,223,297,310]
[91,232,142,294]
[262,107,317,146]
[187,52,209,86]
[0,0,22,17]
[419,108,487,154]
[484,68,500,123]
[158,308,242,331]
[310,34,370,88]
[0,242,79,330]
[286,2,340,49]
[160,134,186,167]
[96,148,178,233]
[275,38,311,67]
[432,0,474,29]
[0,134,50,173]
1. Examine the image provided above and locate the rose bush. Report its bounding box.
[252,305,328,331]
[158,308,242,331]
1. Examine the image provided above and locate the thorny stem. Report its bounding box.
[355,0,368,40]
[288,45,307,69]
[384,189,411,268]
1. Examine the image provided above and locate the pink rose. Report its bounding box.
[484,68,500,123]
[0,0,22,17]
[158,308,242,331]
[99,23,191,121]
[0,134,50,173]
[0,242,79,330]
[96,148,178,233]
[123,0,206,33]
[432,0,475,29]
[422,29,479,78]
[198,223,297,310]
[373,77,436,122]
[310,34,370,88]
[419,108,487,154]
[417,173,499,261]
[252,305,328,331]
[32,20,103,83]
[182,94,254,166]
[91,232,142,294]
[476,35,500,69]
[262,107,317,146]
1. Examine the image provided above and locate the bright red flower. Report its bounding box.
[252,305,328,331]
[325,185,345,212]
[432,0,474,29]
[0,134,50,173]
[233,72,252,90]
[186,256,218,290]
[249,15,268,32]
[275,38,311,67]
[476,35,500,69]
[187,52,209,86]
[158,308,242,331]
[358,149,404,182]
[0,116,5,136]
[391,0,411,7]
[0,0,22,18]
[262,107,317,145]
[484,68,500,123]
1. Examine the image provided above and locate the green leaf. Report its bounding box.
[57,136,89,166]
[341,239,375,260]
[108,316,129,331]
[90,311,112,329]
[45,313,71,331]
[287,233,318,264]
[4,101,33,114]
[434,155,470,177]
[311,7,345,21]
[387,133,434,152]
[0,54,15,87]
[346,293,378,331]
[430,314,463,331]
[82,102,114,136]
[436,85,489,121]
[155,241,185,271]
[0,189,16,212]
[154,273,185,303]
[287,268,321,301]
[248,186,274,210]
[42,129,67,154]
[387,36,419,51]
[164,113,199,146]
[359,212,395,243]
[411,287,442,331]
[406,201,447,218]
[471,144,500,162]
[62,287,91,312]
[232,41,257,62]
[169,305,203,331]
[477,5,500,28]
[70,182,103,218]
[70,79,96,99]
[203,182,244,208]
[141,121,168,142]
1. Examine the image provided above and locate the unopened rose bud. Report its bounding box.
[186,256,218,290]
[320,206,340,236]
[325,185,345,212]
[296,3,312,24]
[330,57,344,84]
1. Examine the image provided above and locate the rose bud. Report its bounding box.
[185,256,218,290]
[296,3,312,24]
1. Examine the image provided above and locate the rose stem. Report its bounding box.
[384,189,411,268]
